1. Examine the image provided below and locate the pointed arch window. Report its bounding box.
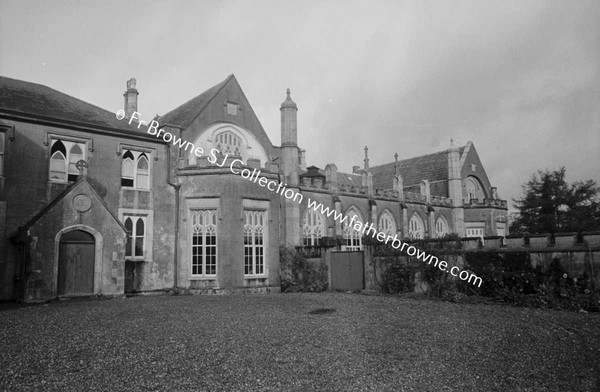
[378,210,397,237]
[464,176,485,202]
[121,149,150,189]
[215,130,242,157]
[124,216,146,258]
[49,139,86,183]
[435,216,449,238]
[409,214,425,239]
[343,207,363,251]
[302,209,325,246]
[191,210,218,276]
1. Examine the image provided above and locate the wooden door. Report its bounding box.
[58,230,95,295]
[331,251,364,291]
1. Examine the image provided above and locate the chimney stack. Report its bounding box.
[123,78,138,119]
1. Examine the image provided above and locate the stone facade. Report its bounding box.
[0,74,507,302]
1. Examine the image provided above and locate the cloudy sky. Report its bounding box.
[1,0,598,206]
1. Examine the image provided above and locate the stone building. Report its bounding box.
[0,74,507,302]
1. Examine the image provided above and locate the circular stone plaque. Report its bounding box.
[73,194,92,213]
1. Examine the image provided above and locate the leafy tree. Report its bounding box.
[510,167,600,234]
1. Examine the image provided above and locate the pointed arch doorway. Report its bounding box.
[58,230,95,295]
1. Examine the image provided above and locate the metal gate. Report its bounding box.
[330,251,364,291]
[58,230,95,295]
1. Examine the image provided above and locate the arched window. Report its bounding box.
[343,207,363,251]
[49,139,86,183]
[68,144,83,181]
[121,150,150,189]
[464,176,485,202]
[124,216,146,258]
[136,154,149,189]
[191,210,218,276]
[435,216,449,238]
[302,210,325,246]
[408,214,425,239]
[215,131,242,156]
[50,140,67,181]
[378,210,397,237]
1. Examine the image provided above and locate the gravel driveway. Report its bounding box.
[1,293,599,391]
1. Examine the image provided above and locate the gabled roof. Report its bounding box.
[0,76,147,135]
[370,146,466,190]
[11,177,126,236]
[159,75,234,128]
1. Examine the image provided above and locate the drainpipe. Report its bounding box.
[164,127,182,294]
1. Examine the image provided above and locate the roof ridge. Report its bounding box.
[370,148,456,170]
[0,75,122,120]
[159,74,235,128]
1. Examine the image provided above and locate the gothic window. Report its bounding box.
[343,207,363,251]
[465,176,484,202]
[408,214,425,239]
[244,210,266,276]
[121,150,150,189]
[435,216,449,238]
[378,210,397,237]
[302,210,325,246]
[215,131,242,157]
[49,139,86,183]
[124,215,146,258]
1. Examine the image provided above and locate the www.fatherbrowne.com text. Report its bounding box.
[117,110,483,287]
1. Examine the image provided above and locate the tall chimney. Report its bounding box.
[123,78,138,119]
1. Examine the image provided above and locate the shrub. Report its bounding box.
[279,246,328,292]
[378,257,414,294]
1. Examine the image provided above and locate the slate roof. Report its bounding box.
[370,146,466,190]
[337,172,362,188]
[0,76,147,134]
[159,75,233,128]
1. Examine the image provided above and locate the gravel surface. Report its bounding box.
[1,293,599,391]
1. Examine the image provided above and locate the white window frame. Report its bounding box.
[343,207,363,251]
[190,209,218,277]
[119,209,153,261]
[121,149,151,190]
[466,223,485,245]
[49,137,88,183]
[302,209,325,246]
[244,209,267,276]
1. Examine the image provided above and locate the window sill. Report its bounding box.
[190,276,217,280]
[125,258,146,263]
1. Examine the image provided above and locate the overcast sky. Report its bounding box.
[1,0,598,206]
